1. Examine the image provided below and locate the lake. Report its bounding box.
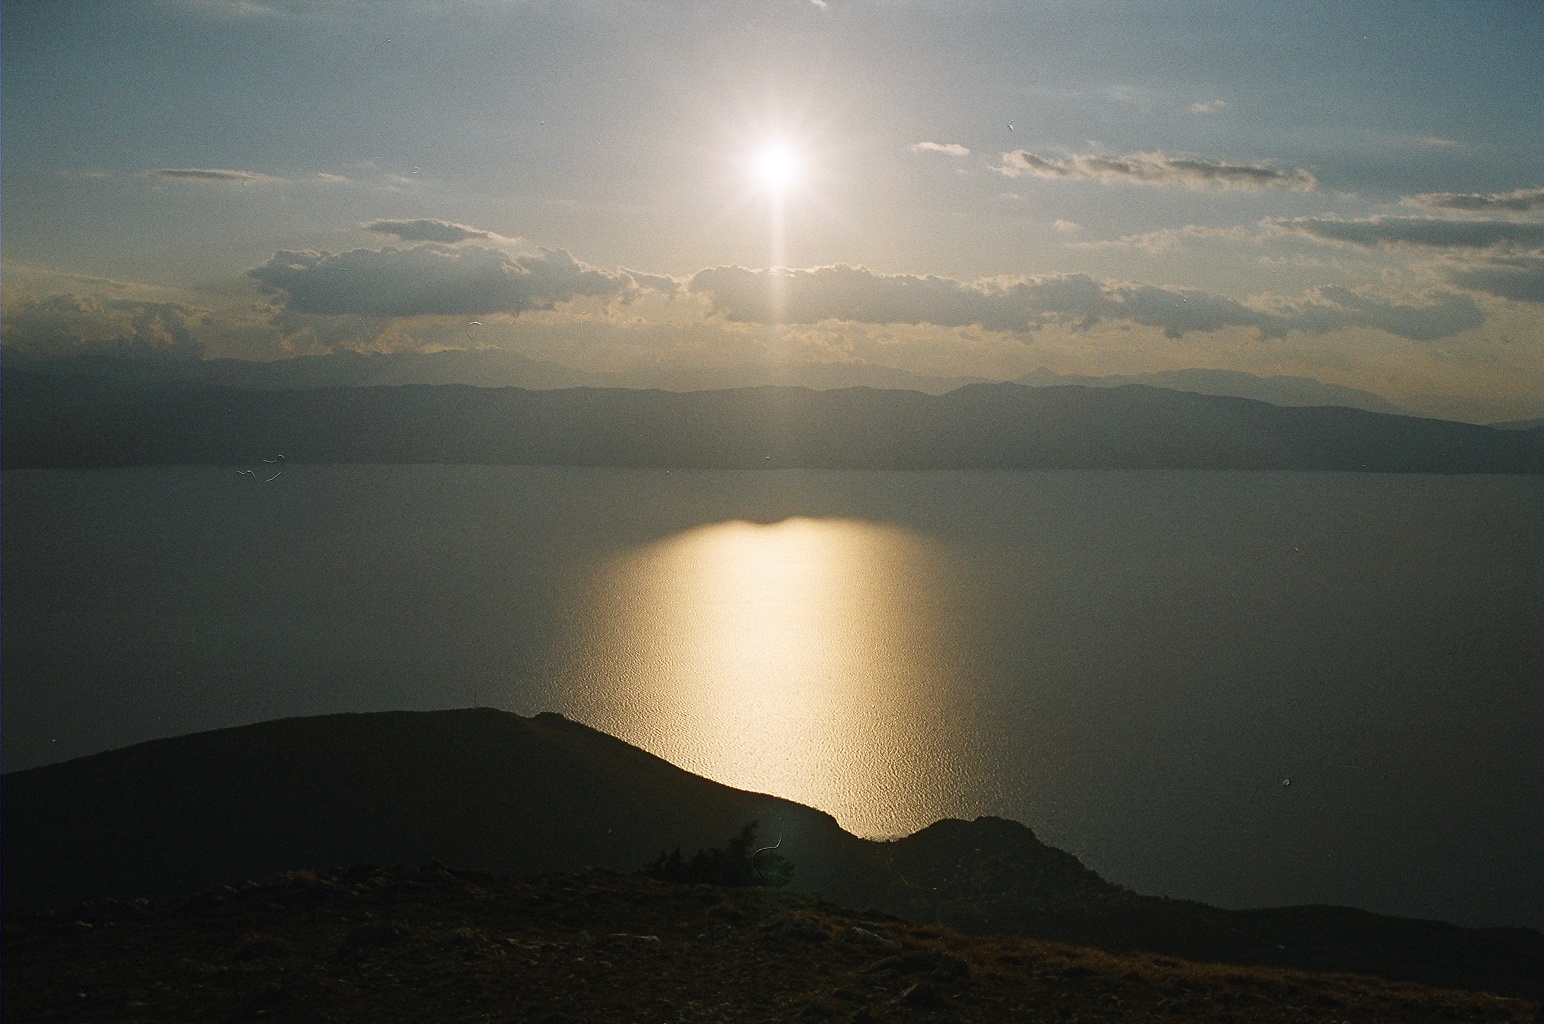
[3,465,1541,929]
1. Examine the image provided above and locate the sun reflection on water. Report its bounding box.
[557,517,978,837]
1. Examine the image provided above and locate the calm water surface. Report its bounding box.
[4,465,1541,928]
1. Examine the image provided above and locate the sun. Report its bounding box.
[754,143,800,192]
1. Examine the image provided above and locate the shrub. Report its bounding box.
[642,821,794,888]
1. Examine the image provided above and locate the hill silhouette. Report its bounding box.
[4,371,1542,472]
[5,709,1541,1000]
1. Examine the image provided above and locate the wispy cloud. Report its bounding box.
[142,167,283,185]
[1404,186,1544,214]
[175,0,305,18]
[1070,224,1255,254]
[1271,216,1544,249]
[912,141,970,157]
[996,150,1316,191]
[1189,99,1228,114]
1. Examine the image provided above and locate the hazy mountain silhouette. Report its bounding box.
[4,709,1541,999]
[4,371,1541,472]
[1021,367,1411,415]
[3,348,978,395]
[3,348,615,391]
[1491,416,1544,430]
[9,348,1428,406]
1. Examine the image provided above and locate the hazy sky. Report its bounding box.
[4,0,1542,419]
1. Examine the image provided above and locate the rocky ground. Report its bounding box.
[5,865,1539,1024]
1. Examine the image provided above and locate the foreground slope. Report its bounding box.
[5,709,1541,999]
[5,868,1537,1024]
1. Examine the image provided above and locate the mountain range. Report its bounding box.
[5,370,1541,473]
[5,348,1415,413]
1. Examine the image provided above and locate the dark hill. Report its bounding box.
[4,371,1541,472]
[5,709,1541,999]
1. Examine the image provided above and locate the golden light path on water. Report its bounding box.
[558,517,987,838]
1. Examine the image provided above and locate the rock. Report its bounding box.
[841,926,899,951]
[798,997,834,1019]
[897,982,939,1007]
[764,914,830,943]
[341,919,409,950]
[865,950,968,978]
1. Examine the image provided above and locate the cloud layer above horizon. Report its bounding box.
[687,264,1481,342]
[248,245,659,317]
[2,0,1542,420]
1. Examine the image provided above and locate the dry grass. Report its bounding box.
[5,866,1538,1023]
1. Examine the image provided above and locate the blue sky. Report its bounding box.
[4,0,1542,419]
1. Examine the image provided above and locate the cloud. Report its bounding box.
[1404,186,1544,214]
[996,150,1316,191]
[1052,220,1082,233]
[1189,99,1228,113]
[622,268,682,295]
[1276,287,1484,342]
[0,294,206,359]
[1403,135,1459,148]
[142,167,282,185]
[178,0,295,18]
[1071,224,1256,253]
[1271,216,1544,249]
[1445,256,1544,304]
[912,141,970,157]
[248,244,654,317]
[686,263,1480,341]
[363,219,494,243]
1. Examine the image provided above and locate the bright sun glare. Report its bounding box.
[755,143,800,191]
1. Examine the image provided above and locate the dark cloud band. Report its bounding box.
[143,168,274,184]
[1446,257,1544,304]
[1273,216,1544,250]
[998,151,1316,191]
[1406,187,1544,214]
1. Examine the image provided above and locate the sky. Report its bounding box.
[3,0,1543,421]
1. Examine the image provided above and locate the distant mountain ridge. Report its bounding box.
[4,371,1541,473]
[6,348,1424,410]
[2,348,980,395]
[1021,367,1412,415]
[4,709,1541,999]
